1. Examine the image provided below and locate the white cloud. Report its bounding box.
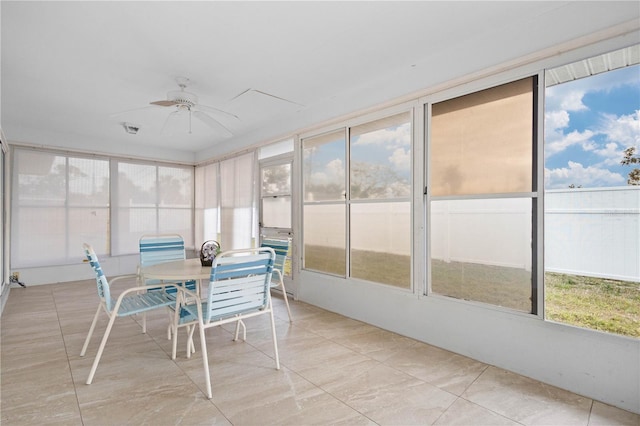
[388,147,410,171]
[599,110,640,148]
[326,158,344,176]
[545,83,589,113]
[545,110,639,163]
[560,90,588,112]
[544,128,594,158]
[309,158,344,185]
[544,110,571,155]
[309,171,329,185]
[545,110,570,132]
[545,161,625,189]
[352,123,410,148]
[592,142,624,166]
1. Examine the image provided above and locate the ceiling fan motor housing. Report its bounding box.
[167,90,197,107]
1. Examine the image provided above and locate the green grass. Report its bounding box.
[304,245,640,338]
[545,272,640,337]
[304,245,410,287]
[431,259,533,312]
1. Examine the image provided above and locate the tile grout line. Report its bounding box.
[50,285,86,425]
[235,313,381,424]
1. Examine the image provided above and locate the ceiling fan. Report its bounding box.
[119,77,238,136]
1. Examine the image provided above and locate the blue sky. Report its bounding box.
[544,64,640,189]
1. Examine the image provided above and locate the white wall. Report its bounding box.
[13,254,139,286]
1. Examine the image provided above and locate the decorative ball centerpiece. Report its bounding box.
[200,240,221,266]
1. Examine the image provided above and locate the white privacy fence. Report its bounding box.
[430,187,639,282]
[304,187,640,282]
[545,186,639,282]
[430,197,533,271]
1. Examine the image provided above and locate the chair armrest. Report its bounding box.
[116,281,180,297]
[175,285,200,301]
[109,274,143,288]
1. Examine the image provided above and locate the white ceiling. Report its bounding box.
[2,1,639,163]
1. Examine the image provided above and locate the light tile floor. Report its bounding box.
[1,279,639,425]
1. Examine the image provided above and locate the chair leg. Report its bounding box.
[171,300,182,360]
[268,301,280,370]
[187,325,196,359]
[185,325,194,357]
[233,319,246,342]
[279,279,293,323]
[86,312,118,384]
[199,324,212,399]
[80,305,102,357]
[171,324,179,361]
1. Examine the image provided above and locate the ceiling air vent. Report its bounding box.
[121,122,140,134]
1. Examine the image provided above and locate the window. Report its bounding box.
[544,46,640,337]
[302,111,413,288]
[259,138,294,231]
[11,148,110,267]
[220,153,256,249]
[259,140,295,279]
[195,162,220,245]
[195,152,257,252]
[261,163,291,229]
[303,130,347,276]
[350,112,412,287]
[112,160,193,255]
[429,77,537,312]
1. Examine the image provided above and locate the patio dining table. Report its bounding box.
[141,257,211,283]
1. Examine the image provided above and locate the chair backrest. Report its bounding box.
[260,237,290,275]
[205,247,275,323]
[139,234,195,292]
[139,234,187,267]
[83,243,112,311]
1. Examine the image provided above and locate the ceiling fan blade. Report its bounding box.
[193,111,233,137]
[150,100,179,107]
[160,110,181,134]
[196,104,240,121]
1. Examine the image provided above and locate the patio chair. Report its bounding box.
[80,243,178,384]
[139,234,197,341]
[260,237,293,322]
[172,247,280,399]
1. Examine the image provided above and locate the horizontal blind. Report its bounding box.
[11,148,110,267]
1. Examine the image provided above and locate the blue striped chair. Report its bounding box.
[139,234,197,343]
[172,247,280,399]
[80,243,177,384]
[260,237,293,322]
